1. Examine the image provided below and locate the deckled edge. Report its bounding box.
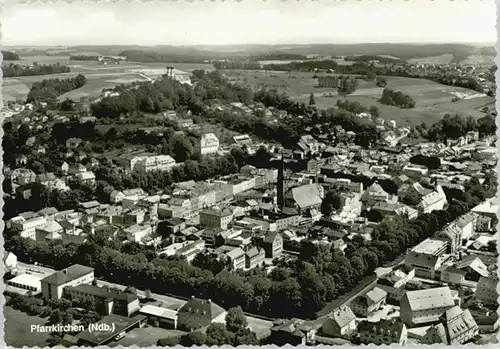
[0,1,498,349]
[495,0,500,345]
[1,2,6,349]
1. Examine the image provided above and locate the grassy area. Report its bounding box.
[4,305,52,348]
[110,326,186,347]
[407,54,454,65]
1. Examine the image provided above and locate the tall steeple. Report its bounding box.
[277,156,285,210]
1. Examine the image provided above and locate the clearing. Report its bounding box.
[4,305,52,348]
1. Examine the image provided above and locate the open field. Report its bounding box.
[2,55,213,102]
[110,327,187,347]
[4,305,52,347]
[226,70,494,126]
[407,54,454,65]
[459,54,495,67]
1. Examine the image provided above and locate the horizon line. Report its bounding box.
[2,41,496,48]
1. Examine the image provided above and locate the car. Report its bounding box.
[115,332,126,340]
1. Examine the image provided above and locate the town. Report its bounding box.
[2,2,499,348]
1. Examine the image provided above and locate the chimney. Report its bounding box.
[207,299,211,303]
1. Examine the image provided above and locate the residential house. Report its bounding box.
[359,319,408,345]
[199,207,233,230]
[421,307,479,344]
[378,268,415,289]
[260,231,283,258]
[245,246,266,269]
[440,267,468,285]
[4,251,18,274]
[175,240,206,263]
[474,274,499,306]
[76,171,96,186]
[270,318,321,346]
[417,185,447,214]
[40,264,95,300]
[400,287,456,326]
[110,190,126,204]
[176,297,226,331]
[403,164,429,177]
[455,256,489,281]
[350,287,387,317]
[200,133,219,155]
[66,137,82,149]
[362,182,390,206]
[135,155,176,173]
[215,246,246,270]
[321,306,357,338]
[10,168,37,186]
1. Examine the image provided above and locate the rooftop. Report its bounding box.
[41,264,94,286]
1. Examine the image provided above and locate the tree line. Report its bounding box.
[2,50,20,60]
[343,55,401,64]
[119,50,209,63]
[26,74,87,104]
[213,60,261,70]
[3,63,71,77]
[70,55,99,61]
[424,113,496,141]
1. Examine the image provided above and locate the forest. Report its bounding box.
[26,74,87,104]
[3,63,71,77]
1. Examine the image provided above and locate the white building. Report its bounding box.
[400,287,456,326]
[40,264,95,300]
[135,155,176,173]
[9,216,48,240]
[200,133,219,155]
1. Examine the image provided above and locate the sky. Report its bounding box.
[1,0,497,46]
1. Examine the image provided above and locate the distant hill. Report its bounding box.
[3,43,495,63]
[2,50,20,61]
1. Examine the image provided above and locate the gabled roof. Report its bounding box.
[287,184,322,209]
[403,287,455,312]
[327,306,356,328]
[178,298,225,329]
[41,264,94,286]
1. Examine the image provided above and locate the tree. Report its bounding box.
[321,191,342,216]
[369,105,380,118]
[309,92,316,106]
[226,306,248,333]
[157,336,181,346]
[180,331,207,346]
[205,323,235,346]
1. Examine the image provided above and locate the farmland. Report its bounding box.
[1,56,213,102]
[224,70,494,127]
